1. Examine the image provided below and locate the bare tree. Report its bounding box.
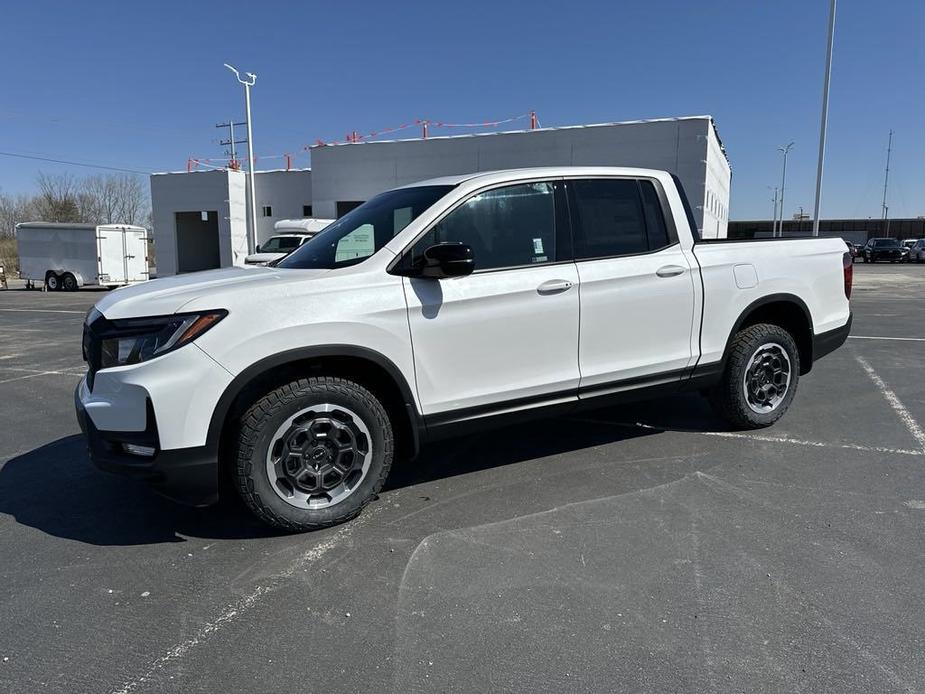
[0,191,37,237]
[115,174,146,225]
[34,172,85,223]
[80,174,147,225]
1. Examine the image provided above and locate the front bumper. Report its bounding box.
[75,321,234,506]
[75,385,219,506]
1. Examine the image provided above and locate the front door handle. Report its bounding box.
[537,279,574,294]
[656,265,685,278]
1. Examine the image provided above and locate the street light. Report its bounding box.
[812,0,837,236]
[776,142,795,237]
[768,186,779,233]
[224,63,258,255]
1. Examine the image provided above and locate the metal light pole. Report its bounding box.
[224,64,258,254]
[812,0,837,236]
[881,129,893,236]
[769,186,779,234]
[777,142,795,237]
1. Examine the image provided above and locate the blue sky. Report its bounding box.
[1,0,922,219]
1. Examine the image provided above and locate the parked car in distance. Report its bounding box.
[906,239,925,263]
[244,233,312,266]
[75,167,852,531]
[845,240,861,261]
[863,237,905,263]
[244,219,334,266]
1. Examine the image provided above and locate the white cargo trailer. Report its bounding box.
[15,222,149,291]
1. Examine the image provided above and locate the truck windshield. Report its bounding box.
[260,237,302,253]
[277,185,454,269]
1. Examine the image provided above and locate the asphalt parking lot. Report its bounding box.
[1,263,924,693]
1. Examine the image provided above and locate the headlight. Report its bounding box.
[98,310,227,368]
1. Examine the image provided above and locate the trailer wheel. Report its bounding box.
[61,273,78,292]
[45,273,60,291]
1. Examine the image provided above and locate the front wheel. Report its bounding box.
[233,376,393,531]
[708,323,800,429]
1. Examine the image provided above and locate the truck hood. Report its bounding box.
[93,266,329,319]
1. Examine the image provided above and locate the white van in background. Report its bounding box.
[16,222,149,290]
[244,218,334,266]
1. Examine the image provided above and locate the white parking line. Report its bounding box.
[856,355,925,452]
[698,431,924,457]
[0,370,83,385]
[568,418,925,457]
[849,335,925,342]
[0,308,85,314]
[110,506,382,694]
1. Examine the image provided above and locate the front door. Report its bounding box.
[402,180,580,418]
[566,177,696,392]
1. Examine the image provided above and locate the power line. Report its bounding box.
[0,151,151,175]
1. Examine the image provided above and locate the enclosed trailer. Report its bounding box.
[15,222,149,290]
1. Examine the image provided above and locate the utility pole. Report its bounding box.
[881,129,893,236]
[770,187,779,235]
[224,64,258,255]
[812,0,837,237]
[216,120,247,170]
[777,142,795,237]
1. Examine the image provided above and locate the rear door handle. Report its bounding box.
[656,265,685,278]
[537,279,574,294]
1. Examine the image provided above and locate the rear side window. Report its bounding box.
[569,179,673,259]
[409,182,557,271]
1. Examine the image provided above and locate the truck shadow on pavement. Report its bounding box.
[0,395,726,546]
[0,436,277,546]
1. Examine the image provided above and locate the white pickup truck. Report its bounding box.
[75,167,852,531]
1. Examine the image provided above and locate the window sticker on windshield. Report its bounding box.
[533,237,544,255]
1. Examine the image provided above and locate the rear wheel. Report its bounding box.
[61,273,78,291]
[233,376,393,531]
[708,323,800,429]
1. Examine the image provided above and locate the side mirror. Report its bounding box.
[255,245,261,253]
[419,243,474,279]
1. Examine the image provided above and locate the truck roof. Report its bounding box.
[401,166,672,189]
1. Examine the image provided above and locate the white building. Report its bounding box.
[150,168,312,276]
[150,116,730,275]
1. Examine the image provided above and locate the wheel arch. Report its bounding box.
[724,294,815,375]
[208,345,424,476]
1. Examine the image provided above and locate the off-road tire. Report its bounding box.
[233,376,393,532]
[708,323,800,429]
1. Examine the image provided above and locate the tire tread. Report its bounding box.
[708,323,800,429]
[233,376,393,532]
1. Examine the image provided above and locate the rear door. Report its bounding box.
[567,177,697,393]
[97,227,126,284]
[123,228,149,282]
[401,180,580,418]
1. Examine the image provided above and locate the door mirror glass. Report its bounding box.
[255,244,261,253]
[419,243,474,279]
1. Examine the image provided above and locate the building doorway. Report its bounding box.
[336,201,364,218]
[175,211,220,273]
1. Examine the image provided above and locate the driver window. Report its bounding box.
[408,182,556,271]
